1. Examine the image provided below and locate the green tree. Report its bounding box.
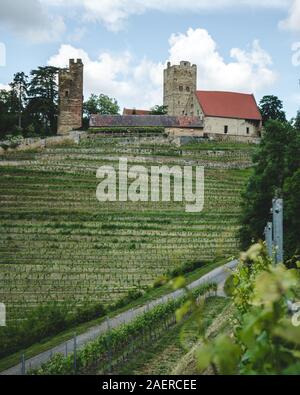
[9,72,28,129]
[284,169,300,257]
[293,110,300,131]
[0,89,18,137]
[150,105,168,115]
[259,95,286,124]
[239,120,299,257]
[84,94,120,117]
[27,66,59,135]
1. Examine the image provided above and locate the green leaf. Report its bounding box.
[273,319,300,345]
[176,300,192,322]
[197,344,214,372]
[170,276,186,290]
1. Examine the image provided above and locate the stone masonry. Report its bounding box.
[163,61,197,117]
[58,59,83,135]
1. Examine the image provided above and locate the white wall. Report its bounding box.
[204,116,258,137]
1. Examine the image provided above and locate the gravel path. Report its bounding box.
[1,259,238,375]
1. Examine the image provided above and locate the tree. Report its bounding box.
[9,72,28,129]
[84,94,120,117]
[27,66,59,135]
[239,119,300,259]
[150,105,168,115]
[0,89,18,137]
[259,95,286,124]
[284,169,300,257]
[292,110,300,130]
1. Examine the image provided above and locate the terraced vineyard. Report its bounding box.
[0,135,254,321]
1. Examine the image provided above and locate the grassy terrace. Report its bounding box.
[0,136,254,321]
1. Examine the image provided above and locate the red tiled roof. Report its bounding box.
[123,108,151,115]
[195,91,262,121]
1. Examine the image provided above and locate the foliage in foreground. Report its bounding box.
[193,243,300,375]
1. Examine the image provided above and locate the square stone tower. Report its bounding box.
[58,59,83,135]
[163,61,197,116]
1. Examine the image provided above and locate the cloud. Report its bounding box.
[0,83,10,91]
[86,0,290,31]
[168,28,277,93]
[292,41,300,66]
[48,28,276,110]
[47,44,164,109]
[0,0,292,38]
[43,0,290,31]
[0,0,66,43]
[279,0,300,32]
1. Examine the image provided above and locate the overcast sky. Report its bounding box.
[0,0,299,118]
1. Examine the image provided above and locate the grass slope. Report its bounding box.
[0,136,253,321]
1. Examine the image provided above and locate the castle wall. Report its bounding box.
[163,61,197,117]
[58,59,83,135]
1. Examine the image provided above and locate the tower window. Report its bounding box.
[186,86,190,92]
[65,90,69,98]
[224,125,228,134]
[179,86,183,92]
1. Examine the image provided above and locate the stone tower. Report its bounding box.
[58,59,83,135]
[163,61,197,116]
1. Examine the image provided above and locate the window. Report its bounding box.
[224,125,228,134]
[246,127,250,135]
[179,86,183,92]
[186,86,190,92]
[65,90,69,98]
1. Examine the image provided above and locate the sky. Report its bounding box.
[0,0,300,119]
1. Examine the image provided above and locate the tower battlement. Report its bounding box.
[58,59,84,135]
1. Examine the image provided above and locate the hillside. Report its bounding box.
[0,134,255,322]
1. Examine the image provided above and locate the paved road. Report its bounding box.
[1,260,238,375]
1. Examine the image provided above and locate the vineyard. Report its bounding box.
[0,134,254,322]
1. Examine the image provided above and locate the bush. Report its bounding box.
[0,302,106,359]
[223,274,234,297]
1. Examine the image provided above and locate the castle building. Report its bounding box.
[58,59,84,135]
[164,61,262,137]
[163,61,197,116]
